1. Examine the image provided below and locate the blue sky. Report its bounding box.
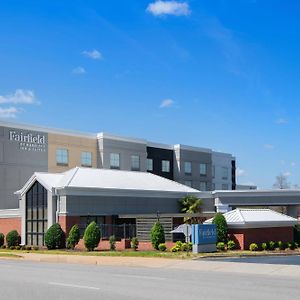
[1,0,300,188]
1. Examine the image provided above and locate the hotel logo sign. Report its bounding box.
[9,130,47,152]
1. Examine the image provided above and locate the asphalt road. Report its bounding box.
[1,260,300,300]
[205,255,300,265]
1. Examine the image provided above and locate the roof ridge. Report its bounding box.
[235,208,245,222]
[64,167,80,187]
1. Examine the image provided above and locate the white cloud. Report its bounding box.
[82,49,103,60]
[72,66,86,75]
[160,98,174,108]
[236,168,246,177]
[276,118,288,124]
[283,171,292,177]
[264,144,274,150]
[0,89,37,104]
[147,1,191,16]
[0,107,20,118]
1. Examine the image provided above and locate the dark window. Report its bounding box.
[26,182,48,246]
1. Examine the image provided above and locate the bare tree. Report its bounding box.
[273,173,290,189]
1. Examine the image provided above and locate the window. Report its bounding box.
[212,165,215,178]
[147,158,153,171]
[131,155,140,171]
[184,161,192,174]
[110,153,120,169]
[222,167,228,180]
[81,151,92,167]
[222,184,229,190]
[26,182,47,246]
[56,149,68,165]
[200,181,207,191]
[184,180,192,187]
[200,163,207,176]
[79,216,105,238]
[162,160,170,172]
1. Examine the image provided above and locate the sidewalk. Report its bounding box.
[3,252,300,277]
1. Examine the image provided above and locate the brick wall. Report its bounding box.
[0,217,21,239]
[229,227,294,250]
[58,215,81,234]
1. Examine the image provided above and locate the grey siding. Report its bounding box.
[0,126,48,209]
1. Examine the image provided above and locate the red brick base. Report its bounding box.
[58,215,81,235]
[0,217,21,239]
[229,227,294,250]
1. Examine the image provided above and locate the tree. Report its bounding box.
[66,224,80,250]
[44,223,66,250]
[273,173,290,189]
[83,221,101,251]
[150,222,165,250]
[179,195,203,224]
[212,213,228,242]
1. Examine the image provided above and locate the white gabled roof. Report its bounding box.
[205,208,298,228]
[16,167,203,197]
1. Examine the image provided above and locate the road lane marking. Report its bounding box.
[113,274,166,281]
[48,282,100,290]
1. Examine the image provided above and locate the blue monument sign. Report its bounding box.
[191,224,217,253]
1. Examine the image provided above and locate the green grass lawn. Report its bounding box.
[0,252,22,258]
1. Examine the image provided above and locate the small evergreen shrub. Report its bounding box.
[171,245,179,252]
[277,241,284,250]
[109,235,116,251]
[10,246,16,250]
[249,243,258,251]
[66,224,80,250]
[216,242,225,251]
[20,245,26,250]
[33,246,39,251]
[181,243,189,251]
[25,246,32,251]
[131,237,139,251]
[1,245,6,249]
[6,230,20,248]
[83,221,101,251]
[44,223,66,250]
[287,242,296,250]
[15,246,21,250]
[158,243,167,251]
[261,242,268,251]
[295,242,299,249]
[212,213,228,242]
[0,233,4,247]
[150,222,165,250]
[268,241,276,251]
[227,240,236,250]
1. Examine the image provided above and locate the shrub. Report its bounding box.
[261,242,268,251]
[249,243,258,251]
[0,233,4,247]
[83,221,101,251]
[181,243,189,251]
[171,245,179,252]
[25,246,32,251]
[216,242,225,251]
[66,224,80,250]
[15,246,21,250]
[212,213,228,242]
[268,241,276,251]
[295,242,299,249]
[287,242,296,250]
[131,237,139,251]
[109,235,116,251]
[294,224,300,243]
[150,222,165,250]
[1,245,6,249]
[158,243,167,251]
[227,240,236,250]
[20,245,26,250]
[33,246,39,251]
[10,246,16,250]
[6,230,20,248]
[44,223,66,250]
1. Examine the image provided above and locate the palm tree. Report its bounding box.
[178,195,203,224]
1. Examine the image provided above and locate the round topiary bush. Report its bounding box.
[216,242,225,251]
[227,240,236,250]
[66,224,80,250]
[6,230,20,248]
[150,222,165,250]
[83,221,101,251]
[249,243,258,251]
[158,243,167,252]
[212,213,228,242]
[0,233,4,247]
[261,242,268,251]
[44,223,66,250]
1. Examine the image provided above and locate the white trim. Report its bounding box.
[97,132,146,145]
[173,144,212,153]
[0,209,21,218]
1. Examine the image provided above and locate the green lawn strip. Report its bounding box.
[0,252,21,258]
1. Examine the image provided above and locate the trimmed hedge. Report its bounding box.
[6,230,20,248]
[150,222,165,250]
[66,224,80,250]
[0,233,4,247]
[44,223,66,250]
[83,221,101,251]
